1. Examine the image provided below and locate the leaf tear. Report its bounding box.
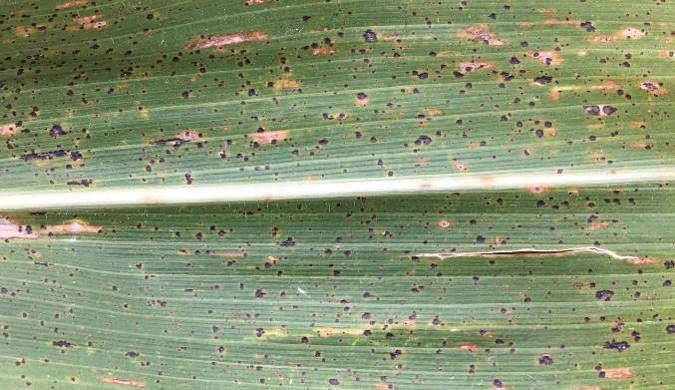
[416,247,639,261]
[101,378,145,388]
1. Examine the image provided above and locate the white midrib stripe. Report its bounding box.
[0,168,673,210]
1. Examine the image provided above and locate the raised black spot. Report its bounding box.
[328,378,340,385]
[580,21,596,32]
[666,324,675,334]
[125,351,139,358]
[641,82,659,92]
[151,138,189,148]
[66,179,93,187]
[415,135,432,145]
[70,151,83,161]
[538,354,554,365]
[602,105,617,115]
[595,290,614,301]
[279,237,295,247]
[52,340,73,348]
[534,75,553,85]
[49,124,66,137]
[603,340,630,352]
[584,105,602,116]
[363,29,378,42]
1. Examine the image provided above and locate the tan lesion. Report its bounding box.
[15,26,42,37]
[543,18,578,26]
[457,25,506,46]
[184,32,268,51]
[0,217,101,240]
[0,217,38,239]
[251,130,289,145]
[314,327,369,337]
[55,0,87,10]
[0,123,22,137]
[457,62,493,75]
[272,79,302,91]
[456,343,479,353]
[602,367,635,380]
[640,81,667,96]
[311,47,335,56]
[527,51,562,66]
[71,15,108,30]
[589,27,646,43]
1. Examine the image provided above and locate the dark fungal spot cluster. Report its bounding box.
[0,185,672,387]
[0,0,665,190]
[19,149,82,162]
[66,178,93,187]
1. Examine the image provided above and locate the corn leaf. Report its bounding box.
[0,0,673,388]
